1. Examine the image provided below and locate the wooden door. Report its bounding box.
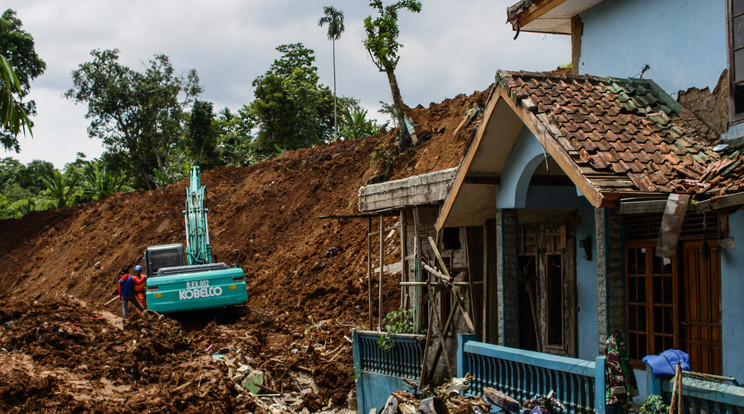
[519,223,576,357]
[681,241,722,375]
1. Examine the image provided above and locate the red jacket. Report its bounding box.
[118,274,135,298]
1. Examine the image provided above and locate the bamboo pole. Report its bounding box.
[368,217,373,330]
[400,210,408,310]
[379,214,384,330]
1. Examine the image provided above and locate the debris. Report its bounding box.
[241,370,265,394]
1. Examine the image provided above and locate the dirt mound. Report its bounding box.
[0,88,490,412]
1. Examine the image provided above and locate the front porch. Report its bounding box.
[353,331,744,413]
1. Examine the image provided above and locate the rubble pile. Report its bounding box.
[0,89,491,412]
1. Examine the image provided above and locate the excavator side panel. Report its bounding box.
[145,267,247,313]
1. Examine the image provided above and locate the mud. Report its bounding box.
[0,88,491,412]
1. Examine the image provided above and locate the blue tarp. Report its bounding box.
[642,349,691,377]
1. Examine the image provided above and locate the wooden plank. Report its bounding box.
[435,92,502,231]
[695,191,744,211]
[619,199,667,214]
[514,0,568,29]
[427,237,477,333]
[496,86,606,207]
[400,281,484,286]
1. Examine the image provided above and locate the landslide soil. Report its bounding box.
[0,88,490,413]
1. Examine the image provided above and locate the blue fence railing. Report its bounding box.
[353,330,426,414]
[457,334,606,413]
[647,367,744,413]
[353,330,426,379]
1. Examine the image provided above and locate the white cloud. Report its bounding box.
[2,0,570,168]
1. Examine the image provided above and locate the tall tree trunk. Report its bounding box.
[333,39,338,141]
[385,67,410,150]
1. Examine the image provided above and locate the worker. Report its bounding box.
[132,265,147,311]
[119,266,144,318]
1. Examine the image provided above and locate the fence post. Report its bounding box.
[646,365,661,396]
[595,356,606,413]
[352,330,365,413]
[457,333,477,379]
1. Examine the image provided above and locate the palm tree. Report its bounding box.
[319,6,345,141]
[0,54,32,139]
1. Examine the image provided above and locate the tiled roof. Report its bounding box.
[495,70,743,201]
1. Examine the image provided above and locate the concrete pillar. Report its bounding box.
[497,209,520,348]
[595,207,626,352]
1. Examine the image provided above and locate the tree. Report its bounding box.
[215,106,258,166]
[363,0,421,150]
[251,43,334,155]
[41,169,79,209]
[0,9,46,151]
[81,161,129,201]
[66,49,201,189]
[319,6,345,141]
[186,99,219,169]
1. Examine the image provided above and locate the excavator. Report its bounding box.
[144,166,248,313]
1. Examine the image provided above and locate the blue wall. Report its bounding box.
[497,127,545,209]
[575,208,599,361]
[722,210,744,381]
[579,0,727,94]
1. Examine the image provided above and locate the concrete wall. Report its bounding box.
[579,0,727,94]
[722,210,744,381]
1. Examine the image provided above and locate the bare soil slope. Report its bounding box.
[0,88,490,413]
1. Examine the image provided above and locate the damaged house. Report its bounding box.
[353,0,744,412]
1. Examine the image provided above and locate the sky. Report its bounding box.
[2,0,570,169]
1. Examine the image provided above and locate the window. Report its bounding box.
[729,0,744,117]
[624,213,722,373]
[626,243,676,361]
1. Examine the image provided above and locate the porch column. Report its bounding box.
[497,209,520,347]
[595,207,626,352]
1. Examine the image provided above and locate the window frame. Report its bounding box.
[728,0,744,121]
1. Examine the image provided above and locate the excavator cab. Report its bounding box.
[144,244,184,278]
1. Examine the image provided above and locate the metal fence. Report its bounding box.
[457,334,606,413]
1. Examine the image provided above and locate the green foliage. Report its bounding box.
[638,395,668,414]
[250,43,334,155]
[66,48,201,189]
[371,143,394,180]
[0,156,134,218]
[363,1,421,72]
[0,9,46,150]
[214,106,262,166]
[81,162,130,201]
[339,107,384,140]
[377,307,415,351]
[186,99,219,169]
[41,169,79,209]
[0,157,53,200]
[363,0,421,150]
[319,6,345,42]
